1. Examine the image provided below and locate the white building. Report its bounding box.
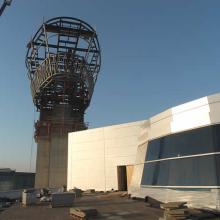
[67,93,220,210]
[67,120,145,191]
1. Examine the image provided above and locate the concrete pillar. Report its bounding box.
[35,139,50,188]
[48,135,68,188]
[34,105,86,189]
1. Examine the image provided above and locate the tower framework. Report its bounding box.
[26,17,101,188]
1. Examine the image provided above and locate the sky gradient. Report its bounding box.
[0,0,220,171]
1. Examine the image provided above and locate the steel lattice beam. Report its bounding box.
[0,0,12,17]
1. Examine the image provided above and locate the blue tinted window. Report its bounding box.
[146,125,219,161]
[141,154,219,186]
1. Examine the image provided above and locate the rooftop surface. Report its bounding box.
[0,192,163,220]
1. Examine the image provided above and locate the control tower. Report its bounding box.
[26,17,101,188]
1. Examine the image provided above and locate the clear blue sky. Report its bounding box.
[0,0,220,172]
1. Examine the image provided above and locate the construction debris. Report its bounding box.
[40,196,51,202]
[70,207,98,220]
[120,192,128,197]
[160,202,187,210]
[84,189,95,194]
[82,189,96,196]
[69,188,83,198]
[40,188,50,197]
[51,192,75,208]
[160,201,220,220]
[145,196,162,208]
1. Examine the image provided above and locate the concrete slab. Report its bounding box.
[0,192,163,220]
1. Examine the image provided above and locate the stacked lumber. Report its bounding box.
[160,202,220,220]
[70,207,98,220]
[160,202,189,220]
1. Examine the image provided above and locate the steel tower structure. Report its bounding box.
[26,17,101,188]
[0,0,12,17]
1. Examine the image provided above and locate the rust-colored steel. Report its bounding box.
[26,17,101,112]
[26,17,101,140]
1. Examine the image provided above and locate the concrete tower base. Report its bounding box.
[35,136,68,188]
[34,105,86,188]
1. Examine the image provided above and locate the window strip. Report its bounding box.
[145,151,220,163]
[140,185,220,189]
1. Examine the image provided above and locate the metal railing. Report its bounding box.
[30,53,94,98]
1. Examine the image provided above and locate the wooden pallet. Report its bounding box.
[70,207,98,220]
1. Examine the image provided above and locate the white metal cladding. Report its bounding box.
[67,120,146,191]
[147,93,220,141]
[129,92,220,210]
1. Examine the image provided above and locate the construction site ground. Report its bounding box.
[0,191,163,220]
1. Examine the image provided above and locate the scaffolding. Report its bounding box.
[25,17,101,187]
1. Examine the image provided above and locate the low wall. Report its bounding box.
[129,186,220,210]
